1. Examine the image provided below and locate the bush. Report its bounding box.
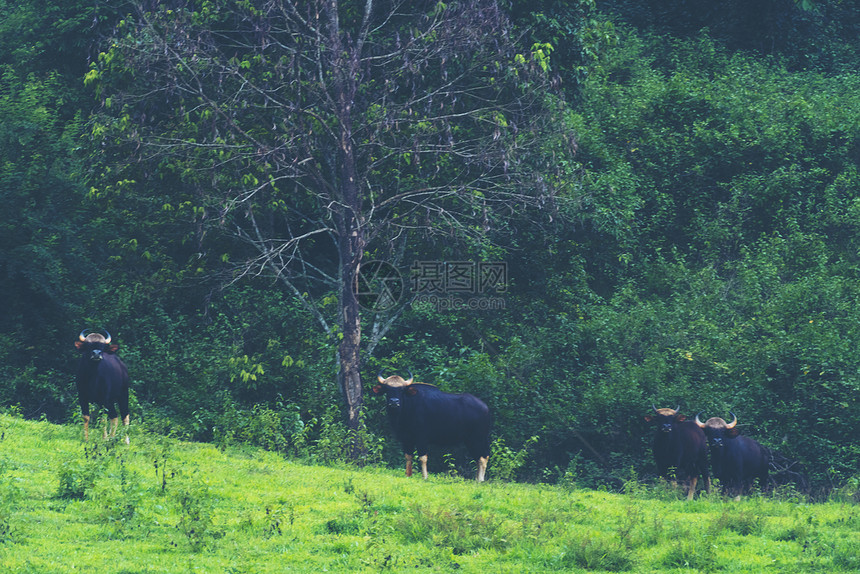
[57,457,99,500]
[489,435,539,481]
[292,405,384,466]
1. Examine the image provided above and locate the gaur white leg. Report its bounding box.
[419,455,429,479]
[123,414,130,444]
[477,456,488,482]
[83,415,91,441]
[687,476,698,500]
[405,454,414,477]
[109,417,119,439]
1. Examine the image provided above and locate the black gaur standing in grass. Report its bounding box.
[644,405,710,499]
[695,413,770,500]
[373,373,491,481]
[74,329,130,443]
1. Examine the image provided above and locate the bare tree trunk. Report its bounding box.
[337,216,363,433]
[329,0,365,435]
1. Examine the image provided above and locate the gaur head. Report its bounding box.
[372,372,415,414]
[644,405,683,433]
[74,329,117,362]
[695,412,739,448]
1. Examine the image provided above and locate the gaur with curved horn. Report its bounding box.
[374,371,490,481]
[74,328,130,443]
[695,412,769,499]
[645,405,710,499]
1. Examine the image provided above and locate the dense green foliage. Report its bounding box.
[2,414,860,573]
[2,0,860,493]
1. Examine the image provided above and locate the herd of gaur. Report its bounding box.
[644,406,770,500]
[75,328,777,499]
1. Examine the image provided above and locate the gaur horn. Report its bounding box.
[78,329,89,342]
[405,370,414,385]
[694,412,707,428]
[103,329,111,345]
[726,412,738,428]
[377,371,387,384]
[652,404,680,413]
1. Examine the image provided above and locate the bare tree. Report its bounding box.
[90,0,571,438]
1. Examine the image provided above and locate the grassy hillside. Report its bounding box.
[0,414,858,573]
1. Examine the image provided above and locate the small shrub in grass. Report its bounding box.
[96,455,145,538]
[772,521,812,543]
[639,514,666,548]
[661,537,718,572]
[393,505,509,555]
[56,458,99,500]
[262,502,294,537]
[710,508,763,536]
[614,502,663,550]
[173,473,222,551]
[56,440,131,501]
[561,531,632,572]
[323,516,364,535]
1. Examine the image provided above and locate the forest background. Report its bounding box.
[2,0,860,492]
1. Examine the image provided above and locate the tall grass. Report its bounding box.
[0,413,858,573]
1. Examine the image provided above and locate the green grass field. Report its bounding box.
[0,413,858,573]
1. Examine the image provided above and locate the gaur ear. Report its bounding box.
[108,344,120,353]
[726,427,741,438]
[74,341,85,350]
[675,414,687,421]
[406,386,419,396]
[644,415,653,423]
[372,385,384,395]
